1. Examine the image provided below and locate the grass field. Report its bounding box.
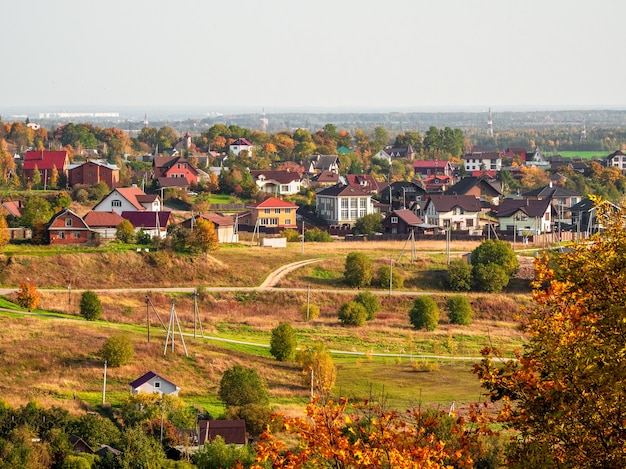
[548,150,606,159]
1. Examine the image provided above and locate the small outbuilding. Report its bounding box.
[129,371,180,396]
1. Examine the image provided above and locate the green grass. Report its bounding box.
[3,241,140,256]
[549,150,606,159]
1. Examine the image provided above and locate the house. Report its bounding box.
[378,181,427,211]
[310,170,340,187]
[180,213,238,243]
[315,184,374,227]
[606,150,626,171]
[381,209,424,235]
[121,211,171,238]
[92,187,161,213]
[239,197,298,229]
[494,198,554,235]
[462,150,502,173]
[413,160,453,178]
[382,144,415,160]
[521,183,582,223]
[129,371,180,396]
[47,208,93,245]
[83,210,126,239]
[444,176,503,204]
[423,195,483,231]
[198,420,247,446]
[569,198,620,236]
[524,148,549,168]
[67,160,120,189]
[344,174,381,193]
[250,170,302,196]
[229,138,254,157]
[2,200,23,218]
[69,435,94,454]
[422,174,454,193]
[22,150,70,186]
[372,149,392,164]
[308,155,339,174]
[153,156,199,186]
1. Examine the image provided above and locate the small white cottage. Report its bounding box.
[129,371,180,396]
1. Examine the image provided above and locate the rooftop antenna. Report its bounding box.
[487,108,494,137]
[164,300,188,357]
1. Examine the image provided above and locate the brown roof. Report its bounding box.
[198,420,246,446]
[316,184,371,197]
[392,209,423,225]
[2,200,23,218]
[250,170,301,184]
[426,195,482,212]
[84,210,125,228]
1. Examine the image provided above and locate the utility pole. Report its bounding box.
[306,284,311,322]
[102,360,107,405]
[389,255,393,296]
[146,294,150,342]
[301,219,305,255]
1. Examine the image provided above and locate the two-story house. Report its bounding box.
[239,197,298,229]
[229,138,254,157]
[315,184,374,227]
[413,160,453,178]
[47,208,93,245]
[308,155,339,174]
[606,150,626,171]
[423,195,483,231]
[462,151,502,173]
[250,170,302,195]
[495,198,554,235]
[22,150,70,187]
[92,187,161,213]
[67,160,120,189]
[153,156,199,186]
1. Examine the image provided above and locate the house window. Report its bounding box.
[285,219,291,225]
[59,231,65,239]
[275,208,281,214]
[154,381,161,389]
[264,209,270,214]
[466,219,474,227]
[280,185,289,192]
[112,199,122,207]
[391,217,398,224]
[74,232,81,239]
[65,218,73,227]
[285,208,291,214]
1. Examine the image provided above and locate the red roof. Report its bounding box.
[84,210,125,228]
[247,197,298,209]
[231,138,253,146]
[23,150,69,171]
[413,160,451,168]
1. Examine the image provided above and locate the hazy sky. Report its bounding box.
[3,0,625,113]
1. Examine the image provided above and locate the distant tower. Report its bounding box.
[144,114,149,128]
[487,108,494,137]
[581,118,587,141]
[260,108,269,133]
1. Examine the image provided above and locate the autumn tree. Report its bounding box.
[49,165,59,189]
[0,216,10,252]
[190,218,218,253]
[31,164,41,189]
[297,345,336,399]
[15,282,41,311]
[475,196,626,468]
[116,220,135,243]
[99,334,135,367]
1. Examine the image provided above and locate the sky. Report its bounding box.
[2,0,626,114]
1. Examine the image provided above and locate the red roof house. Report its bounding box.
[47,208,93,245]
[23,150,70,186]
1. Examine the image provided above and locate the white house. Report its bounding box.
[250,170,302,195]
[92,187,161,212]
[315,183,374,227]
[129,371,180,396]
[495,198,554,235]
[229,138,254,157]
[462,151,502,172]
[423,195,482,231]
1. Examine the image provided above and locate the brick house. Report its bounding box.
[153,156,199,186]
[22,150,70,187]
[47,208,93,245]
[67,160,120,189]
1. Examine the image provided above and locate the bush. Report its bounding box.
[280,228,301,242]
[300,303,320,321]
[270,323,297,361]
[100,334,135,367]
[80,290,103,320]
[377,265,404,289]
[338,301,368,326]
[116,220,135,243]
[15,281,41,311]
[471,239,518,277]
[218,365,269,407]
[304,228,333,242]
[344,252,373,288]
[409,296,440,331]
[226,403,273,438]
[446,259,473,291]
[354,291,380,321]
[353,214,382,235]
[473,263,510,292]
[193,435,257,468]
[135,229,152,245]
[446,295,473,325]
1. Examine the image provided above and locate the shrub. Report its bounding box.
[344,252,373,288]
[193,435,257,468]
[446,259,473,291]
[135,229,152,245]
[80,290,103,321]
[377,265,404,289]
[338,301,368,326]
[270,323,297,361]
[473,263,510,293]
[300,303,321,322]
[219,365,269,407]
[446,295,473,325]
[116,220,135,243]
[409,296,440,331]
[304,227,333,242]
[354,291,380,321]
[471,239,518,277]
[281,228,301,242]
[15,281,41,311]
[353,213,382,235]
[99,334,135,367]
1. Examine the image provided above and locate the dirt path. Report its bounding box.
[258,258,324,288]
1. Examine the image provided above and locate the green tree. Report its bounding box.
[377,264,404,289]
[446,259,473,291]
[409,296,440,331]
[20,196,53,227]
[193,435,256,469]
[344,252,373,288]
[31,164,41,189]
[117,425,166,469]
[218,365,269,407]
[99,334,135,367]
[116,220,135,243]
[338,301,368,326]
[354,291,380,321]
[475,198,626,467]
[473,263,509,293]
[471,239,518,292]
[353,213,382,236]
[446,295,473,325]
[304,228,333,242]
[79,290,102,321]
[55,191,72,209]
[66,414,121,450]
[269,323,297,361]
